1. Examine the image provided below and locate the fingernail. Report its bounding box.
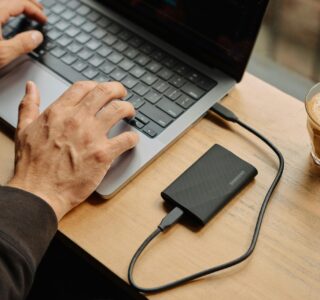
[26,81,35,94]
[31,31,43,45]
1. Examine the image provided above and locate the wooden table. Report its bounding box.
[1,73,319,299]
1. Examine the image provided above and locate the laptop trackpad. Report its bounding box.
[0,59,69,128]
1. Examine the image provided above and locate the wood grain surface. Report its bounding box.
[1,73,319,299]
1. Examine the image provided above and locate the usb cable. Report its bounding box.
[128,103,285,293]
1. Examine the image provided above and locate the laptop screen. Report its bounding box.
[101,0,269,82]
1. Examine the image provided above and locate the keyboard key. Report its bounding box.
[97,46,112,57]
[89,55,104,67]
[135,54,150,66]
[176,94,195,109]
[181,83,205,99]
[110,68,127,81]
[42,0,55,7]
[94,73,110,82]
[130,66,146,78]
[135,113,150,125]
[76,32,91,44]
[119,59,135,71]
[186,71,201,83]
[153,80,170,93]
[158,68,174,80]
[108,23,122,34]
[119,30,132,41]
[169,75,186,88]
[43,41,56,51]
[77,48,94,60]
[98,18,111,28]
[65,26,80,38]
[67,42,82,54]
[143,126,157,138]
[67,0,79,9]
[133,83,149,96]
[52,4,64,14]
[55,20,69,31]
[146,61,162,73]
[51,47,66,58]
[163,57,177,68]
[71,15,86,27]
[87,11,101,22]
[130,119,145,129]
[103,34,117,46]
[87,39,102,51]
[141,73,158,86]
[197,77,217,91]
[82,21,96,33]
[76,5,91,16]
[108,52,123,64]
[72,60,88,72]
[142,121,163,137]
[47,29,62,40]
[99,61,116,74]
[151,50,166,61]
[129,37,143,47]
[128,95,145,109]
[48,14,60,25]
[113,41,128,53]
[140,43,154,54]
[92,28,107,39]
[156,97,183,118]
[139,103,173,128]
[56,35,72,47]
[61,53,77,65]
[174,63,190,76]
[83,68,99,79]
[122,75,139,89]
[145,90,161,104]
[61,10,76,20]
[165,86,182,101]
[124,47,139,59]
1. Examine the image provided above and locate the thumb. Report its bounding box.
[17,81,41,135]
[0,31,43,67]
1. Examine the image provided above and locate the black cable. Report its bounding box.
[128,103,285,293]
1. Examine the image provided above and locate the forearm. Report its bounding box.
[0,186,57,300]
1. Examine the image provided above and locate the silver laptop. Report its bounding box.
[0,0,269,198]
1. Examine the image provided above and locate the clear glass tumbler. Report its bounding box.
[305,83,320,166]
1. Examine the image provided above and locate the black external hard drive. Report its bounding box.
[161,144,258,226]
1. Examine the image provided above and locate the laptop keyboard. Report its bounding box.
[2,0,217,138]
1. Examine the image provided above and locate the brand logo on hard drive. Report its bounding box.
[229,170,246,186]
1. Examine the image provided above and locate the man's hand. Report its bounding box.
[0,0,47,69]
[7,81,139,221]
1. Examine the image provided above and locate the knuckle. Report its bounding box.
[64,116,80,130]
[110,100,134,116]
[95,83,112,96]
[93,148,109,163]
[73,81,95,92]
[122,131,136,147]
[18,99,28,112]
[43,106,57,122]
[0,46,10,67]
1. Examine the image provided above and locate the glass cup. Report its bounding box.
[305,83,320,166]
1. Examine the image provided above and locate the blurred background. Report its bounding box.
[248,0,319,100]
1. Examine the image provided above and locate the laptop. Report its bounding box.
[0,0,269,198]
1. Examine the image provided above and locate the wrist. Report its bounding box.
[7,177,68,221]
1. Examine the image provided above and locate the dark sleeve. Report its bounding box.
[0,186,58,300]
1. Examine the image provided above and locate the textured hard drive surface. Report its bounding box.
[161,144,258,225]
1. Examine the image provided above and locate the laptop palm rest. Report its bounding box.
[0,59,164,198]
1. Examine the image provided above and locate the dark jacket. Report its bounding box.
[0,186,57,300]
